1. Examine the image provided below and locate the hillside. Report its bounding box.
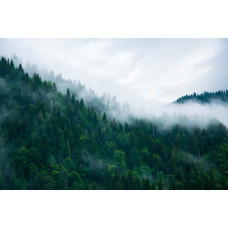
[10,55,129,121]
[0,57,227,190]
[175,90,228,104]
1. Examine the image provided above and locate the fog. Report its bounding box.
[1,38,228,128]
[128,100,227,129]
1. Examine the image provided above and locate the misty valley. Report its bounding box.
[0,57,227,190]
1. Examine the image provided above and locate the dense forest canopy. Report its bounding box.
[0,57,227,190]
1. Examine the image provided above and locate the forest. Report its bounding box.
[175,90,228,104]
[0,57,227,190]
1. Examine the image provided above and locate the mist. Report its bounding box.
[127,100,227,129]
[1,38,228,129]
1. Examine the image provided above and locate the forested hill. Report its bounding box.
[0,57,227,190]
[175,90,228,104]
[9,55,129,121]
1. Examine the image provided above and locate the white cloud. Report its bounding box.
[0,38,227,106]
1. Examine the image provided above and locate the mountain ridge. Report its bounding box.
[175,90,228,104]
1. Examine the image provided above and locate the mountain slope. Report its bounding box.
[10,55,129,121]
[0,57,227,190]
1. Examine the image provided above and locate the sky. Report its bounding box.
[0,38,228,106]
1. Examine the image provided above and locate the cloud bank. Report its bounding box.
[128,100,228,129]
[1,39,228,104]
[1,38,228,128]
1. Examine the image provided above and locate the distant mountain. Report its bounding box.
[175,90,228,104]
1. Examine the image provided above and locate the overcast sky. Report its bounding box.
[0,38,228,106]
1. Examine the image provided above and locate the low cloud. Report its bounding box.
[127,100,228,129]
[1,39,228,105]
[1,39,228,129]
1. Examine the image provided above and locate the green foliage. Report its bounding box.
[114,150,127,171]
[0,57,227,190]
